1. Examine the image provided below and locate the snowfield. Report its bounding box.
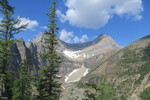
[65,65,89,83]
[63,50,95,59]
[63,50,81,59]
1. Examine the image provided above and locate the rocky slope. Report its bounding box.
[80,35,150,100]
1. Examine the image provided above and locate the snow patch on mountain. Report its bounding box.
[65,65,89,83]
[63,50,81,58]
[63,50,95,59]
[65,68,80,83]
[83,69,89,76]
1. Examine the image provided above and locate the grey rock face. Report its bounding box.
[10,39,39,75]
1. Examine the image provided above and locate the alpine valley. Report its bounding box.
[10,33,150,100]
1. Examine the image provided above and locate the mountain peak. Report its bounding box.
[93,34,112,43]
[95,34,109,39]
[98,33,108,37]
[28,32,44,44]
[28,32,121,51]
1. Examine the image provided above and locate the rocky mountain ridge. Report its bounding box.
[25,33,121,81]
[12,33,121,80]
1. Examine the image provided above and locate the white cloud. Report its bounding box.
[41,26,48,29]
[56,10,67,23]
[73,36,80,43]
[74,35,88,43]
[60,29,74,43]
[114,0,143,20]
[58,0,143,29]
[60,29,89,43]
[80,35,88,43]
[15,17,39,30]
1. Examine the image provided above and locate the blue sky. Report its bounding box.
[9,0,150,46]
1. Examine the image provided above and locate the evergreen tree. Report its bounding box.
[37,0,62,100]
[12,60,32,100]
[0,0,27,99]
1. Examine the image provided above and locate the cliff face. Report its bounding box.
[10,39,39,75]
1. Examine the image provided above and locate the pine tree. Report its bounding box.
[37,0,62,100]
[0,0,27,99]
[12,60,32,100]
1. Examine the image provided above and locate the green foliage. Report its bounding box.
[77,82,89,88]
[122,48,142,64]
[12,60,32,100]
[118,48,150,78]
[68,97,74,100]
[116,78,134,99]
[115,47,150,99]
[140,87,150,100]
[0,0,27,99]
[82,77,117,100]
[119,48,150,85]
[135,62,150,85]
[36,0,62,100]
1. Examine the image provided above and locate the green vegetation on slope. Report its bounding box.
[77,77,117,100]
[118,48,149,77]
[116,47,150,99]
[140,87,150,100]
[80,38,150,100]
